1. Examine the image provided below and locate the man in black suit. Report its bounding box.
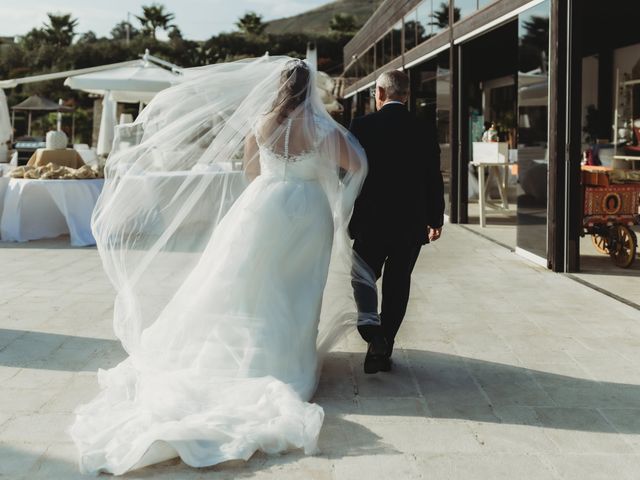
[349,70,444,374]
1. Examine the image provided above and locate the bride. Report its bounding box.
[70,57,377,475]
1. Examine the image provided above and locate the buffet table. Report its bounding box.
[0,178,104,246]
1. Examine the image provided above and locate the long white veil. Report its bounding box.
[72,56,377,474]
[92,55,374,357]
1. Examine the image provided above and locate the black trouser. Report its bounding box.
[352,237,422,352]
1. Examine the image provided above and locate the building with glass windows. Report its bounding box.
[341,0,640,292]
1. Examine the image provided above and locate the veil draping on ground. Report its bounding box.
[90,54,377,377]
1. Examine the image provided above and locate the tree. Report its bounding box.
[19,28,48,50]
[78,31,98,44]
[519,15,549,72]
[42,13,78,47]
[136,3,176,40]
[236,12,266,36]
[111,21,139,41]
[329,13,358,34]
[168,25,183,42]
[430,3,459,29]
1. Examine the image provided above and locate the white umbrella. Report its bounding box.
[97,91,117,156]
[56,98,63,131]
[0,89,10,162]
[0,89,11,143]
[64,60,181,104]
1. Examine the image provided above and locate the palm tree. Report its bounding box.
[329,13,358,34]
[430,3,459,29]
[136,3,176,40]
[236,12,266,36]
[42,13,78,47]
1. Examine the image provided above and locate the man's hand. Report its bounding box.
[428,227,442,242]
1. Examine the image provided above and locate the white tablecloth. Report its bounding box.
[0,178,104,246]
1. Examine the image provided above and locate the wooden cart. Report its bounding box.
[582,168,640,268]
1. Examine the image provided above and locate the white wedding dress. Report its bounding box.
[71,57,372,476]
[72,120,340,475]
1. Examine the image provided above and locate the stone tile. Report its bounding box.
[598,409,640,451]
[0,412,73,443]
[351,416,484,454]
[534,407,634,454]
[543,454,640,480]
[358,396,429,418]
[413,452,561,480]
[41,375,100,413]
[468,421,560,454]
[332,453,420,480]
[0,441,48,476]
[2,368,74,390]
[0,388,58,415]
[26,442,89,480]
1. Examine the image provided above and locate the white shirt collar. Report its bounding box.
[383,100,405,106]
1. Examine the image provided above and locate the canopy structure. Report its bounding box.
[0,89,11,144]
[11,94,75,138]
[64,59,183,104]
[12,94,74,112]
[62,52,184,154]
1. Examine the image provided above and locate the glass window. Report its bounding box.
[516,0,550,259]
[478,0,494,8]
[392,21,403,58]
[383,31,393,66]
[431,1,450,34]
[417,0,433,43]
[375,39,383,69]
[455,0,479,21]
[409,51,452,215]
[361,47,374,76]
[404,9,418,52]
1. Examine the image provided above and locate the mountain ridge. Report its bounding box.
[265,0,383,35]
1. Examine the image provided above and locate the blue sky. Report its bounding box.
[0,0,330,40]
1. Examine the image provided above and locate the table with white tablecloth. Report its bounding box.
[0,178,104,246]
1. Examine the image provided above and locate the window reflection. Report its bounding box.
[405,9,418,52]
[375,38,383,69]
[416,0,433,44]
[383,31,393,65]
[432,1,454,32]
[392,21,403,59]
[410,52,452,215]
[516,0,550,258]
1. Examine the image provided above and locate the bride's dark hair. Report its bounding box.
[270,59,310,123]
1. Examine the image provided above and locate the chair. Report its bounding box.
[624,120,640,156]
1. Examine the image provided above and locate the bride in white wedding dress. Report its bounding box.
[70,57,377,475]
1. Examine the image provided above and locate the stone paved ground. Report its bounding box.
[1,225,640,479]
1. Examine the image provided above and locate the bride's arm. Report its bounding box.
[243,133,260,181]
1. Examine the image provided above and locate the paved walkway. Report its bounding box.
[1,225,640,479]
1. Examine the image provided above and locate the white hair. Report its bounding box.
[376,70,409,99]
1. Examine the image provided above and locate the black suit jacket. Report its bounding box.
[348,103,445,245]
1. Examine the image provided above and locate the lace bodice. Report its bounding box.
[254,115,330,181]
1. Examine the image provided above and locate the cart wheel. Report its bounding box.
[608,225,637,268]
[591,234,609,255]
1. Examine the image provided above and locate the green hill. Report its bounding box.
[265,0,383,35]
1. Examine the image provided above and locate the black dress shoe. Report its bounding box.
[379,356,392,372]
[364,335,389,374]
